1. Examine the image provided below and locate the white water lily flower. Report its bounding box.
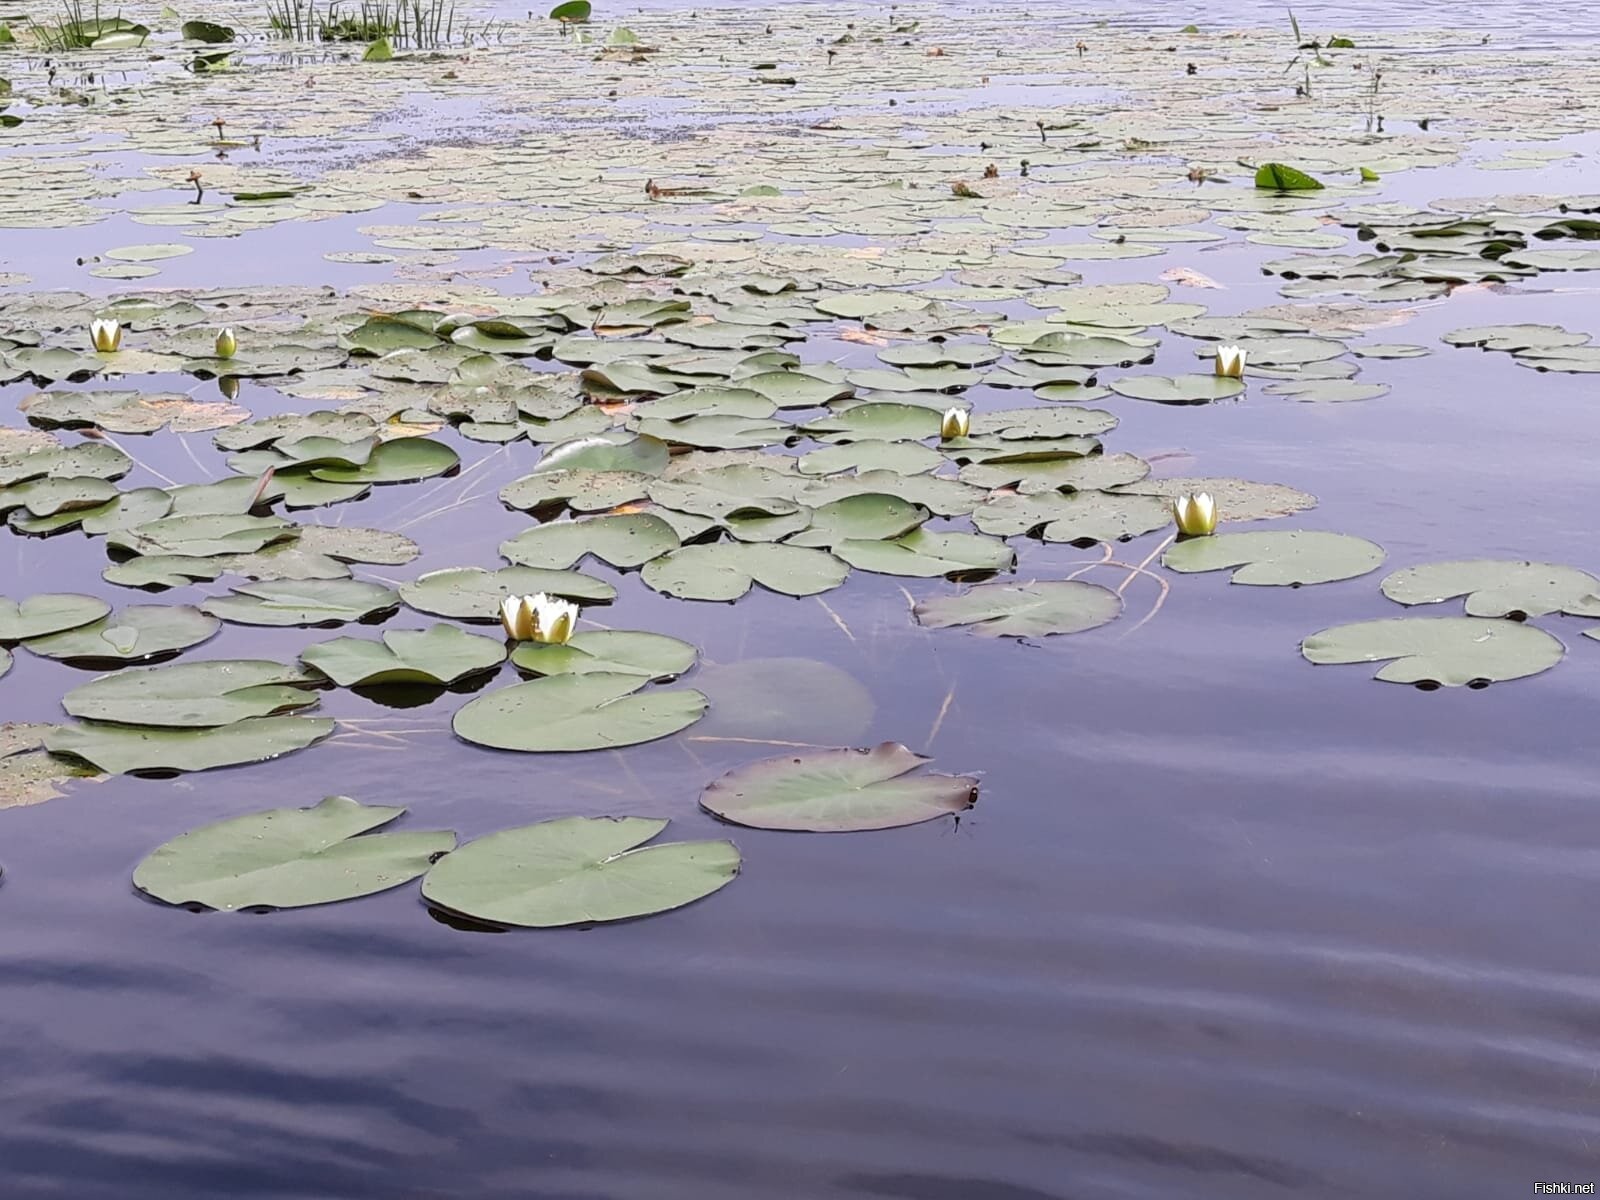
[1213,344,1246,378]
[1172,491,1217,537]
[939,406,970,440]
[89,318,122,354]
[499,593,578,643]
[214,328,237,359]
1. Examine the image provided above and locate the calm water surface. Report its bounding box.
[4,1,1600,1197]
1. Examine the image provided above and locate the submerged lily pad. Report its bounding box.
[421,816,739,928]
[1163,531,1386,585]
[63,660,320,726]
[23,604,219,663]
[510,630,696,681]
[1378,560,1600,618]
[45,714,335,773]
[134,795,453,911]
[302,626,507,687]
[700,742,977,832]
[452,672,708,752]
[1300,617,1564,686]
[200,579,399,626]
[913,580,1122,637]
[0,593,110,641]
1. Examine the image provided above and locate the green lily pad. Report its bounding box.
[399,566,615,620]
[700,742,976,832]
[0,442,130,486]
[535,433,670,476]
[310,437,458,485]
[1163,531,1386,585]
[973,490,1172,544]
[302,625,507,687]
[786,494,928,548]
[510,630,697,681]
[913,579,1122,637]
[107,513,296,558]
[500,468,652,512]
[1255,163,1324,191]
[45,714,335,773]
[62,659,320,726]
[500,512,681,570]
[24,604,219,663]
[200,579,400,626]
[0,593,110,641]
[832,530,1015,578]
[1301,616,1564,686]
[1114,477,1317,522]
[452,672,708,752]
[134,795,453,911]
[641,542,849,601]
[1109,375,1245,404]
[421,815,739,928]
[1379,560,1600,618]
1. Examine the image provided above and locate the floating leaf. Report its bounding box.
[832,530,1014,578]
[310,437,458,485]
[0,593,110,641]
[134,795,452,911]
[45,714,335,773]
[23,604,219,663]
[452,672,707,752]
[973,490,1171,544]
[1379,560,1600,618]
[1255,163,1325,191]
[1109,374,1245,404]
[500,512,680,570]
[510,630,696,681]
[642,541,849,601]
[700,742,976,832]
[63,660,319,726]
[399,565,615,620]
[302,625,506,687]
[1114,476,1317,522]
[913,580,1122,637]
[1301,617,1564,686]
[422,816,738,928]
[1163,531,1386,585]
[201,579,399,627]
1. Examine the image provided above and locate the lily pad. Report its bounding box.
[0,593,110,641]
[694,657,875,744]
[510,630,697,681]
[45,714,335,773]
[913,580,1122,637]
[832,530,1015,578]
[302,625,507,687]
[1163,531,1386,585]
[24,604,219,663]
[641,542,849,601]
[500,512,681,570]
[452,672,708,752]
[63,660,320,726]
[133,795,453,911]
[200,580,400,627]
[399,565,615,620]
[1114,477,1317,522]
[421,816,739,928]
[700,742,976,832]
[973,490,1172,544]
[1109,375,1245,404]
[1379,560,1600,618]
[1301,617,1565,686]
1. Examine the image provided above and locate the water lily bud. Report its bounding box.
[1172,492,1218,537]
[89,318,122,354]
[939,406,970,441]
[1213,344,1246,378]
[214,328,237,359]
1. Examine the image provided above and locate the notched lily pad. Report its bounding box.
[134,795,454,911]
[1163,531,1386,585]
[914,580,1122,638]
[302,626,507,687]
[1300,617,1564,687]
[421,816,739,928]
[452,672,708,752]
[700,742,977,832]
[1379,560,1600,619]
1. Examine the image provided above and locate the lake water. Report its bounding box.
[3,0,1600,1197]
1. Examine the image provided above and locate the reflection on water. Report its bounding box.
[5,0,1600,1197]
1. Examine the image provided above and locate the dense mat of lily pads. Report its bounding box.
[3,0,1600,924]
